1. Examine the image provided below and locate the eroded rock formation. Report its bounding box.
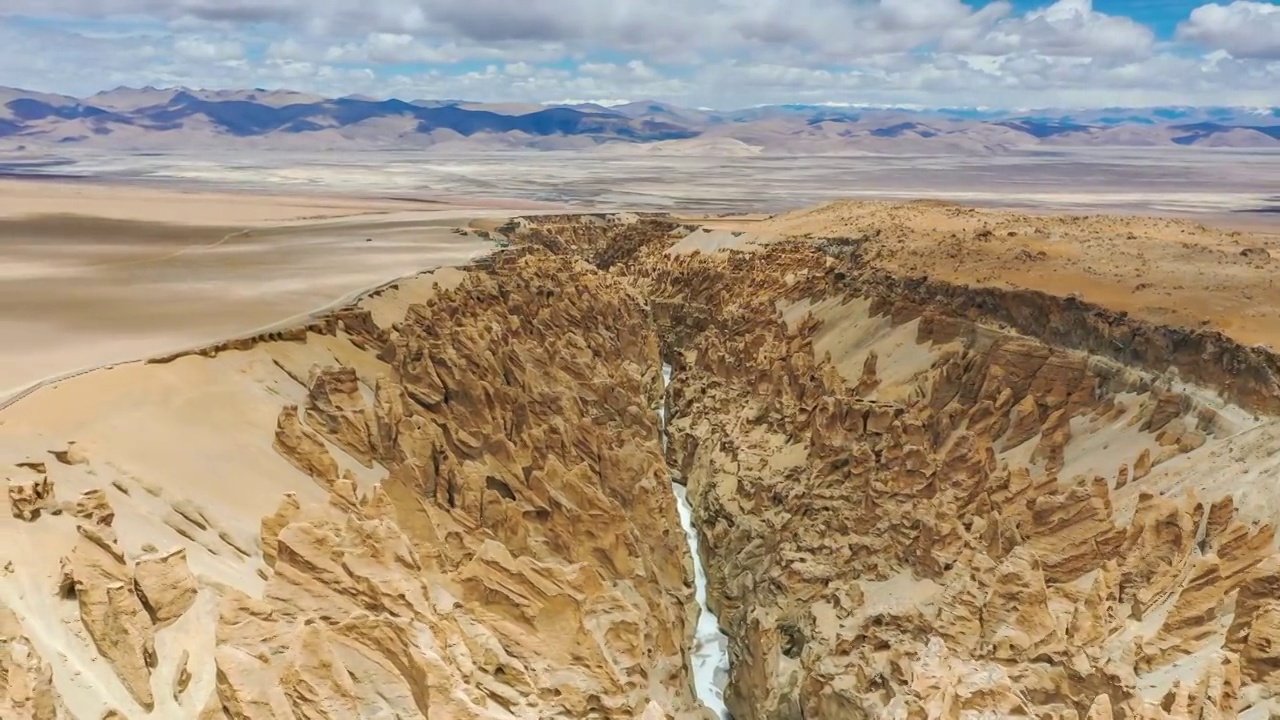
[7,473,55,521]
[0,607,68,719]
[8,247,704,719]
[252,249,704,719]
[9,210,1280,719]
[498,215,1280,719]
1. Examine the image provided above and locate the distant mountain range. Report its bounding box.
[1,86,1277,154]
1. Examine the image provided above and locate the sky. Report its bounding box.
[0,0,1276,109]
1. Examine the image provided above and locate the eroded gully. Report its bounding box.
[660,362,732,719]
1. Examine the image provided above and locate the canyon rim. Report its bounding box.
[3,198,1280,718]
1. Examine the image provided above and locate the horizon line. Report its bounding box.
[3,83,1279,116]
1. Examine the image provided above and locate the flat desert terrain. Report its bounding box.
[0,179,542,407]
[6,146,1279,217]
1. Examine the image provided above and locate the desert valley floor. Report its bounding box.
[3,175,1280,719]
[5,146,1280,217]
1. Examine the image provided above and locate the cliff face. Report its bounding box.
[247,251,702,718]
[853,268,1280,417]
[499,215,1280,719]
[1,251,705,720]
[5,209,1280,719]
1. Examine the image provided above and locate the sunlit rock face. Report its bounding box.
[502,215,1280,720]
[2,249,706,720]
[8,211,1280,720]
[255,251,705,719]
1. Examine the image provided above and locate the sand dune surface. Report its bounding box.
[0,181,528,406]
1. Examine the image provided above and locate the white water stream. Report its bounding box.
[660,363,731,719]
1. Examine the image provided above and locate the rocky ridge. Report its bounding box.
[2,252,705,718]
[499,214,1280,719]
[3,209,1280,719]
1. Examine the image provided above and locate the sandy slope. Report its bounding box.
[0,181,537,407]
[0,183,567,720]
[0,179,455,225]
[0,270,465,719]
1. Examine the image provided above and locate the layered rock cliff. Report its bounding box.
[5,209,1280,719]
[2,250,707,719]
[260,251,703,718]
[498,214,1280,719]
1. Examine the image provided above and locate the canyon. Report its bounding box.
[3,200,1280,719]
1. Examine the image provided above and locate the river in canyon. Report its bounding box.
[661,362,731,719]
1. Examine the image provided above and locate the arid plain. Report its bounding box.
[4,148,1275,407]
[6,146,1280,215]
[4,151,1280,720]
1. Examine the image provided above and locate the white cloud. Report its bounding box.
[270,33,564,67]
[0,0,1082,61]
[502,61,535,78]
[1177,1,1280,59]
[356,33,460,63]
[688,52,1280,109]
[879,0,977,32]
[173,36,245,62]
[0,1,1276,108]
[944,0,1154,58]
[579,60,660,82]
[263,38,304,61]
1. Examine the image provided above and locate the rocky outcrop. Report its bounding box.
[12,211,1280,719]
[304,366,376,467]
[133,547,199,625]
[273,404,341,488]
[202,249,707,719]
[848,267,1280,415]
[17,238,716,719]
[0,607,68,719]
[7,475,55,521]
[147,324,321,363]
[17,489,203,715]
[71,488,114,525]
[650,241,1278,719]
[61,530,158,711]
[218,481,689,719]
[49,442,88,466]
[213,492,439,718]
[489,214,1280,719]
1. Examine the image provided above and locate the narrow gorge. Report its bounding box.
[661,361,732,718]
[4,209,1280,719]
